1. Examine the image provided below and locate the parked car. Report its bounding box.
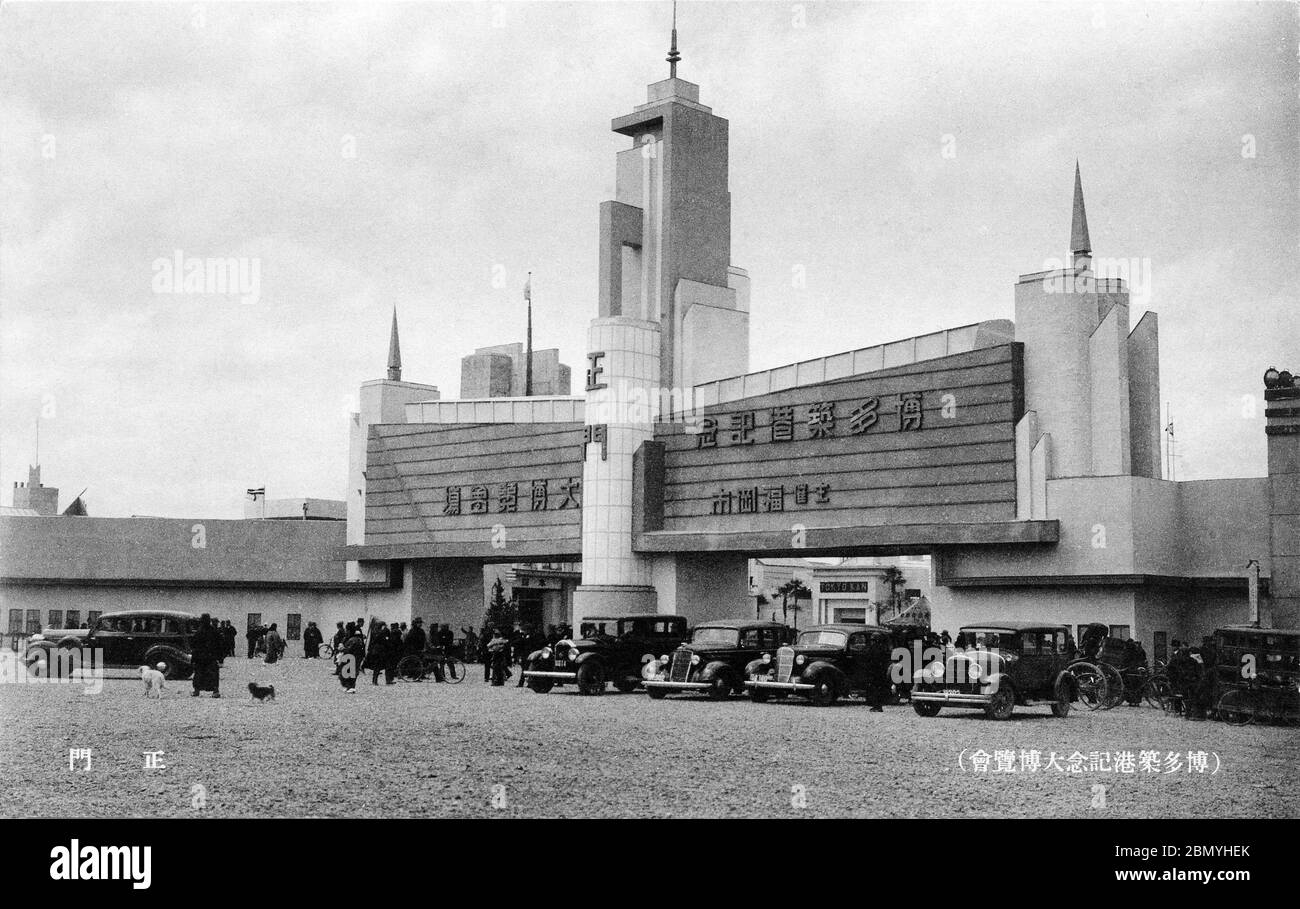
[522,614,689,695]
[910,622,1075,720]
[644,620,795,700]
[26,610,198,679]
[743,623,920,707]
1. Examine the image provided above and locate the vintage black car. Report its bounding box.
[643,620,795,700]
[910,622,1075,720]
[743,623,919,707]
[26,609,198,679]
[522,614,689,695]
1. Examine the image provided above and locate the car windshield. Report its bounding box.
[957,630,1014,651]
[692,627,739,646]
[797,630,847,647]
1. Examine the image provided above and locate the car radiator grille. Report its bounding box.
[776,647,796,683]
[669,650,692,683]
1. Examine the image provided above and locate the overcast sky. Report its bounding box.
[2,1,1296,518]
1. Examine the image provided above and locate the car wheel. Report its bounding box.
[146,647,191,680]
[748,686,770,703]
[809,676,837,707]
[1051,675,1072,717]
[913,701,941,717]
[646,687,668,700]
[612,679,639,693]
[526,677,555,694]
[576,662,605,696]
[706,674,732,701]
[985,685,1015,720]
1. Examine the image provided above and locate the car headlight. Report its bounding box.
[690,654,701,665]
[760,653,771,664]
[540,647,552,659]
[660,654,669,663]
[795,655,806,665]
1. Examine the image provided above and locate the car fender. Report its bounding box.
[145,645,192,679]
[804,661,846,691]
[56,635,83,650]
[743,658,767,677]
[698,660,735,684]
[982,672,1014,698]
[525,647,549,664]
[572,651,602,668]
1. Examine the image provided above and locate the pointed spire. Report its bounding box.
[386,307,402,381]
[1071,160,1091,259]
[666,1,681,78]
[524,273,534,397]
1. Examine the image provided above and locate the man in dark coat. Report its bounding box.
[245,624,259,659]
[383,623,403,684]
[366,622,390,685]
[264,623,284,664]
[303,621,323,658]
[191,613,223,698]
[864,633,892,711]
[404,618,428,656]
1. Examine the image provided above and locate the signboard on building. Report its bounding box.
[362,421,586,559]
[642,344,1024,541]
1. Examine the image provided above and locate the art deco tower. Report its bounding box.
[597,14,750,393]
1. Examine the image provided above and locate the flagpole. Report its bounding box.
[524,272,534,397]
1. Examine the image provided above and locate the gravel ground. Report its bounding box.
[2,656,1296,818]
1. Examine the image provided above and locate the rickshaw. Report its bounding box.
[1064,623,1152,710]
[1212,626,1300,726]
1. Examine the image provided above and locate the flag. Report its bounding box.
[246,487,265,500]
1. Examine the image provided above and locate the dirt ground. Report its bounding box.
[2,655,1296,818]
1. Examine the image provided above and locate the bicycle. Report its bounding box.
[396,649,467,684]
[1216,683,1300,727]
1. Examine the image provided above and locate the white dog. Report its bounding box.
[140,664,167,698]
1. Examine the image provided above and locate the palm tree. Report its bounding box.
[878,566,905,622]
[776,579,811,630]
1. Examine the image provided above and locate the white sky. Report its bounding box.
[2,1,1296,518]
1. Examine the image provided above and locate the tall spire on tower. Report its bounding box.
[524,273,534,397]
[386,306,402,381]
[666,1,681,78]
[1071,160,1092,261]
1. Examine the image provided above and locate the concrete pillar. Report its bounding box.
[1265,370,1300,627]
[572,317,662,627]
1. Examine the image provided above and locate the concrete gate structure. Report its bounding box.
[342,49,1295,656]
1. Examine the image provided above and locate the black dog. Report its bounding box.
[248,682,276,702]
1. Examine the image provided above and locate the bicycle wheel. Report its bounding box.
[1141,674,1172,710]
[396,654,426,682]
[1066,662,1108,710]
[1216,688,1255,726]
[442,657,466,684]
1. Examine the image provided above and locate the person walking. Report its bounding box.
[264,623,284,664]
[338,623,366,693]
[384,623,403,684]
[487,629,511,686]
[190,613,224,698]
[366,622,390,686]
[245,623,259,659]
